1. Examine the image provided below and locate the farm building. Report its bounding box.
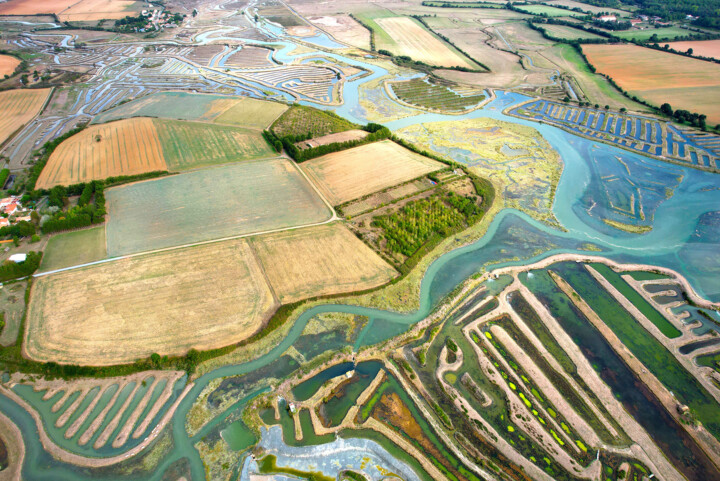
[598,15,617,22]
[8,254,26,263]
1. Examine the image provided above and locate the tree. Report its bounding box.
[660,103,673,116]
[687,47,694,55]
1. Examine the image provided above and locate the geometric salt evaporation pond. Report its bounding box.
[240,426,422,481]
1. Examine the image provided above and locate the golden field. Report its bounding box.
[376,17,475,69]
[301,140,444,205]
[0,89,51,147]
[25,240,277,365]
[0,55,20,77]
[583,44,720,124]
[35,118,167,189]
[251,223,396,303]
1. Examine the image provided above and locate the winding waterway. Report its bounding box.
[2,25,720,481]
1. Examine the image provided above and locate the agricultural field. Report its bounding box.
[212,98,288,129]
[57,0,144,22]
[250,223,396,303]
[0,280,26,347]
[389,77,485,112]
[35,118,166,189]
[92,93,287,130]
[611,27,691,42]
[583,43,720,124]
[0,88,51,147]
[515,4,584,17]
[546,0,630,15]
[667,39,720,59]
[154,119,275,170]
[0,0,77,14]
[541,24,605,41]
[105,159,332,256]
[38,227,107,273]
[296,129,368,149]
[301,140,444,205]
[270,105,357,138]
[0,55,20,77]
[307,15,371,49]
[540,44,651,112]
[374,16,477,69]
[25,240,277,365]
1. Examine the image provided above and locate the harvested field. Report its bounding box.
[308,15,371,49]
[39,227,107,273]
[516,4,584,16]
[0,88,51,147]
[212,98,287,129]
[35,118,166,189]
[106,159,332,256]
[667,39,720,60]
[0,55,20,77]
[251,223,396,303]
[25,240,277,365]
[58,0,143,22]
[0,0,77,14]
[301,140,444,205]
[296,129,368,149]
[222,46,275,69]
[92,93,286,129]
[375,17,476,69]
[154,119,275,170]
[542,24,604,41]
[583,44,720,124]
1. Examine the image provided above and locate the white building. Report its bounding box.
[8,254,27,263]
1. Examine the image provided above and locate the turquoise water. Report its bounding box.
[3,33,720,481]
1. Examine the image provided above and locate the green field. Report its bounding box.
[542,24,605,40]
[515,5,584,17]
[390,78,485,112]
[92,93,286,130]
[38,227,107,272]
[610,27,690,41]
[105,159,332,256]
[154,119,275,170]
[270,105,357,138]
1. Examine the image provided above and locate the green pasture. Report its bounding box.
[611,26,690,42]
[38,227,107,272]
[105,159,332,256]
[154,119,275,171]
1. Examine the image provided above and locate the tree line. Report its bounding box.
[0,251,41,283]
[263,123,392,162]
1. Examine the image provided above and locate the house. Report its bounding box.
[630,18,642,25]
[598,15,617,22]
[14,215,32,223]
[8,254,26,263]
[0,218,8,228]
[3,202,18,216]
